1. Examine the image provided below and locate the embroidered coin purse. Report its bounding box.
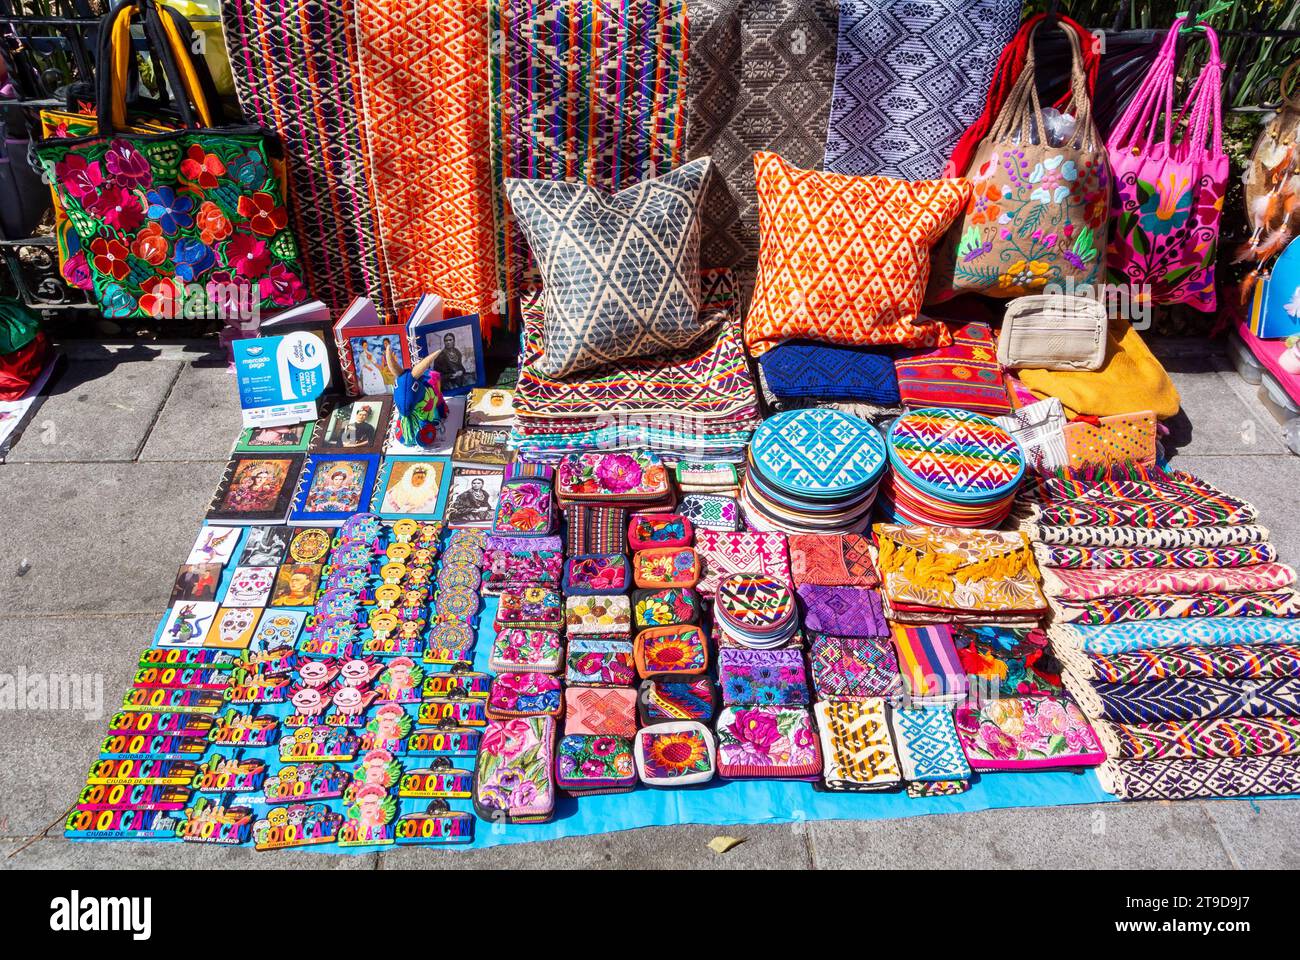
[482,546,564,591]
[486,672,564,719]
[494,585,563,631]
[715,705,822,780]
[491,478,555,536]
[634,721,717,787]
[677,494,743,532]
[797,584,888,638]
[488,628,564,674]
[638,677,716,724]
[564,685,638,737]
[1063,411,1158,470]
[562,553,631,595]
[565,638,637,687]
[473,716,556,823]
[628,513,693,551]
[717,648,809,706]
[634,624,709,678]
[565,594,633,637]
[633,587,702,628]
[556,733,637,796]
[953,696,1105,771]
[563,504,629,555]
[556,450,671,504]
[633,547,701,589]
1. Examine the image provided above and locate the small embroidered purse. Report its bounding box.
[633,587,703,628]
[634,625,709,678]
[564,685,638,738]
[473,716,556,823]
[562,553,632,595]
[628,513,693,550]
[488,628,564,674]
[638,677,716,724]
[715,705,821,780]
[556,733,637,796]
[633,547,701,589]
[565,594,632,637]
[565,638,637,687]
[634,721,716,786]
[486,672,564,719]
[717,648,809,706]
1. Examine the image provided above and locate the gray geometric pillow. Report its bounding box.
[505,157,715,378]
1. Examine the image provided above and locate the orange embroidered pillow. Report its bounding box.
[745,153,972,357]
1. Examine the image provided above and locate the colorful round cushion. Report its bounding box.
[749,408,887,498]
[715,574,796,632]
[887,408,1025,503]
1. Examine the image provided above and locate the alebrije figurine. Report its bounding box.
[385,342,449,448]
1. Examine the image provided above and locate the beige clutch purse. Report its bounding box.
[997,295,1107,371]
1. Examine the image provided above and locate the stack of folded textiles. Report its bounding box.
[1022,462,1300,799]
[511,272,762,463]
[755,340,902,418]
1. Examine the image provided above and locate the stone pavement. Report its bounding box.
[2,337,1298,870]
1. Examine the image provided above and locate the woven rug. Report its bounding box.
[1050,617,1300,657]
[684,0,839,298]
[1058,643,1300,685]
[1043,564,1298,602]
[1027,523,1273,549]
[1049,591,1300,627]
[1035,543,1280,570]
[824,0,1021,180]
[1099,754,1300,800]
[489,0,687,320]
[1093,716,1300,761]
[1064,672,1300,724]
[352,0,501,335]
[222,0,388,311]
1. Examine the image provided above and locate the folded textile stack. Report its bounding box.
[511,275,762,462]
[880,408,1026,527]
[1026,463,1300,799]
[893,322,1012,417]
[875,524,1048,627]
[740,409,887,534]
[756,340,902,417]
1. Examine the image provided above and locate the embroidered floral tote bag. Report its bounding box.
[34,0,306,320]
[929,24,1109,301]
[1106,18,1226,311]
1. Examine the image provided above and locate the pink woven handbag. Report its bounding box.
[1105,18,1227,311]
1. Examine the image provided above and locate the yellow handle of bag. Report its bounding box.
[106,0,214,131]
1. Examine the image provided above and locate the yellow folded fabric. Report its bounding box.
[1017,318,1180,419]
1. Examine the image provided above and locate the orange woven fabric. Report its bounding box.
[745,152,971,357]
[353,0,502,337]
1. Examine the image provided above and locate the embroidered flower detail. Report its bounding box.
[90,236,131,281]
[196,201,233,245]
[132,222,168,266]
[226,234,272,278]
[55,154,104,201]
[89,185,145,232]
[179,144,226,190]
[146,186,195,235]
[967,181,1003,226]
[258,262,306,305]
[594,453,643,494]
[62,250,94,290]
[103,140,152,188]
[996,258,1051,295]
[1138,171,1193,236]
[237,191,289,236]
[174,237,215,282]
[99,281,137,318]
[1027,155,1077,205]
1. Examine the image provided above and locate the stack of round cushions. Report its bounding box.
[740,408,888,534]
[880,407,1026,527]
[714,573,798,648]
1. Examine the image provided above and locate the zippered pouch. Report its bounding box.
[565,594,632,637]
[495,585,564,631]
[635,624,709,678]
[717,648,810,706]
[473,716,556,823]
[715,705,821,780]
[814,698,902,792]
[563,553,631,595]
[486,672,564,719]
[491,477,555,536]
[628,513,693,551]
[564,685,638,737]
[677,494,742,532]
[565,638,637,687]
[556,733,636,796]
[488,628,564,674]
[634,721,716,786]
[639,677,716,724]
[997,294,1108,371]
[633,587,702,628]
[633,547,701,589]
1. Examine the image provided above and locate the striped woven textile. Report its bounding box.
[488,0,688,322]
[1043,563,1298,602]
[1027,523,1272,548]
[352,0,502,336]
[221,0,388,312]
[1093,716,1300,761]
[1060,643,1300,685]
[1049,590,1300,626]
[1034,543,1280,570]
[889,622,968,705]
[1063,672,1300,724]
[1050,617,1300,657]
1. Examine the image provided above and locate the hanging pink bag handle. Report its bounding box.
[1106,17,1185,157]
[1171,23,1224,163]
